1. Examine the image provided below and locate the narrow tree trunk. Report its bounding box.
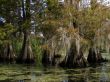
[7,43,16,63]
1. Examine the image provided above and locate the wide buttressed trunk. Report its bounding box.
[60,41,88,68]
[87,47,106,64]
[17,31,35,64]
[0,43,16,63]
[42,27,87,68]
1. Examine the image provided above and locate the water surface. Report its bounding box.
[0,53,109,82]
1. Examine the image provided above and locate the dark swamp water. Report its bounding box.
[0,53,110,82]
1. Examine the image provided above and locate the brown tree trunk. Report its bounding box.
[87,47,106,64]
[42,40,88,68]
[17,31,35,64]
[6,43,16,63]
[87,40,105,64]
[0,43,16,63]
[42,49,53,66]
[60,42,88,68]
[16,0,35,64]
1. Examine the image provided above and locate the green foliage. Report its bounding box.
[0,0,110,64]
[0,0,21,23]
[22,20,31,30]
[31,37,42,65]
[12,39,22,56]
[0,23,15,44]
[78,5,110,44]
[36,0,66,39]
[46,0,63,19]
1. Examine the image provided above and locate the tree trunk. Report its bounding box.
[87,47,106,64]
[60,42,88,68]
[16,0,35,64]
[0,43,16,63]
[17,31,35,64]
[42,49,53,66]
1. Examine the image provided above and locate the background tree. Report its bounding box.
[0,0,21,63]
[17,0,35,64]
[78,0,110,63]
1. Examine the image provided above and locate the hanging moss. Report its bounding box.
[60,42,88,68]
[41,39,88,68]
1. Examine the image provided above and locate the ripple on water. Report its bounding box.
[0,61,110,82]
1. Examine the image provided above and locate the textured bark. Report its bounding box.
[42,41,87,68]
[16,0,35,64]
[60,43,87,68]
[87,48,105,64]
[42,49,62,67]
[0,43,16,63]
[17,31,35,64]
[6,44,16,63]
[42,29,88,68]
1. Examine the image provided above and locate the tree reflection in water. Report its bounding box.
[99,63,109,82]
[63,63,110,82]
[0,62,110,82]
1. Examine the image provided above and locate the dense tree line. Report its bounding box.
[0,0,110,68]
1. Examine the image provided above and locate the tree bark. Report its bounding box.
[60,42,87,68]
[17,31,35,64]
[0,43,16,63]
[16,0,35,64]
[87,47,106,64]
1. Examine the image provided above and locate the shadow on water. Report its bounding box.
[63,63,110,82]
[0,62,110,82]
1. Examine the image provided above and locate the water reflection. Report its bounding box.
[63,63,110,82]
[63,68,89,82]
[99,63,109,82]
[0,62,110,82]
